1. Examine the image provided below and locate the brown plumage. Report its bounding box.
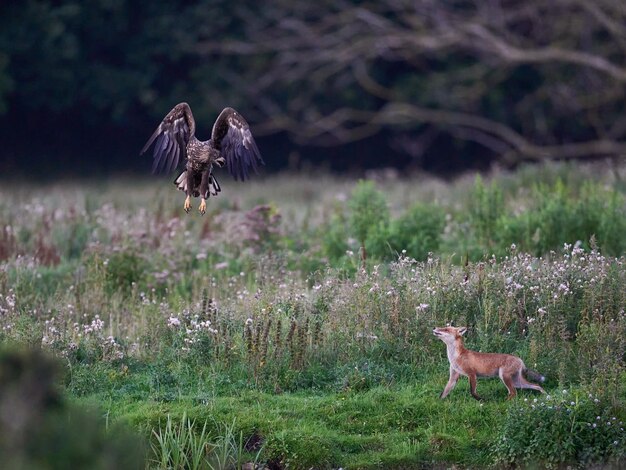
[140,103,264,214]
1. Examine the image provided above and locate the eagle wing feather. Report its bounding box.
[211,107,264,181]
[141,102,194,174]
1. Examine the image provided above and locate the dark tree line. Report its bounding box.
[1,0,625,175]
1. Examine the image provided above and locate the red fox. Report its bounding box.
[432,326,545,400]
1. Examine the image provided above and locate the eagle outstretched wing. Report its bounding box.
[211,107,264,181]
[140,102,195,174]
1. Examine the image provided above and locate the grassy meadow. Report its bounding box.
[0,162,625,469]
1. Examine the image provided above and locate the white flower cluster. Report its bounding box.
[42,317,61,347]
[0,289,16,316]
[81,315,104,336]
[167,308,218,352]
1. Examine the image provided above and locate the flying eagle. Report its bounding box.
[140,103,264,214]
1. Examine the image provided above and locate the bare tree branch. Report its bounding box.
[190,0,626,166]
[463,23,626,82]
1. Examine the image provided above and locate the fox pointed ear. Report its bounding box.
[458,327,468,336]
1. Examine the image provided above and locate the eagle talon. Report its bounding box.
[198,199,206,215]
[184,196,192,213]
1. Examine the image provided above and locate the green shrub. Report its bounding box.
[389,203,445,261]
[364,219,393,261]
[0,347,145,469]
[493,391,625,466]
[575,321,626,402]
[348,180,389,261]
[468,176,505,250]
[321,212,349,263]
[52,220,93,260]
[104,251,146,295]
[496,180,626,256]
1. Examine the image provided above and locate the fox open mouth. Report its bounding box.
[432,329,442,336]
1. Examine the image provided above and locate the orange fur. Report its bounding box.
[433,326,545,400]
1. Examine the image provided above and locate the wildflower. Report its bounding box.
[356,332,378,340]
[167,317,181,327]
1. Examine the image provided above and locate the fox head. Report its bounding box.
[432,326,467,345]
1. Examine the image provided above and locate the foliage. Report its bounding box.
[348,180,389,259]
[104,251,147,295]
[468,176,505,250]
[388,203,446,261]
[492,180,626,256]
[4,1,626,175]
[320,211,350,263]
[0,166,626,468]
[493,391,625,467]
[466,177,626,258]
[151,414,262,470]
[0,347,145,469]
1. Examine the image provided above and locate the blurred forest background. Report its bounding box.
[1,0,626,177]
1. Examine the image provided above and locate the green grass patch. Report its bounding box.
[70,360,561,469]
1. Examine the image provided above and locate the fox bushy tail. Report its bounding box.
[524,368,546,383]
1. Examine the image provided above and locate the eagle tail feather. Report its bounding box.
[174,170,187,192]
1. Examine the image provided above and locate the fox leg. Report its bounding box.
[440,368,460,399]
[500,371,517,400]
[514,372,545,394]
[468,373,482,401]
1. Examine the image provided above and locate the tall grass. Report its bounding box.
[0,162,625,467]
[151,414,262,470]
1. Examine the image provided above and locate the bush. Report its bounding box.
[104,251,147,295]
[348,180,389,260]
[500,180,626,256]
[321,212,349,262]
[493,391,626,466]
[468,176,505,251]
[0,347,145,469]
[389,203,445,261]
